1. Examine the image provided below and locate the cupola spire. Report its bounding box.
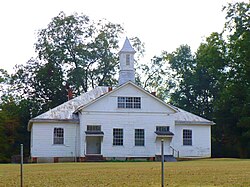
[118,38,136,85]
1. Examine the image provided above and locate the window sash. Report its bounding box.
[183,129,192,146]
[135,129,144,146]
[54,128,64,144]
[156,126,170,132]
[87,125,101,131]
[117,97,141,109]
[113,128,123,146]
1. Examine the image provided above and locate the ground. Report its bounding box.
[0,158,250,186]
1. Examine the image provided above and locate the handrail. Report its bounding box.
[170,146,179,158]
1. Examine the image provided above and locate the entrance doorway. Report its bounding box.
[156,138,171,155]
[86,136,101,154]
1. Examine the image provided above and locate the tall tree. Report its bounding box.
[167,45,197,112]
[214,2,250,158]
[35,12,124,94]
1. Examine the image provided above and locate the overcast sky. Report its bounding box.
[0,0,246,73]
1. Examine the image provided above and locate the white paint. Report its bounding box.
[80,112,175,157]
[30,82,212,160]
[174,124,211,157]
[118,38,136,85]
[31,123,80,158]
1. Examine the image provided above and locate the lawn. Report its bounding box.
[0,158,250,187]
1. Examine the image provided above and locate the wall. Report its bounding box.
[80,83,177,157]
[84,84,176,114]
[174,124,211,157]
[80,112,175,157]
[31,123,80,158]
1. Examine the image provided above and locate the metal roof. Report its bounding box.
[28,83,214,131]
[33,86,109,120]
[119,37,136,54]
[171,106,214,125]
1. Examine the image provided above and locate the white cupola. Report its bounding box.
[118,37,136,85]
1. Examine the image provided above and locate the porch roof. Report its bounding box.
[85,131,104,136]
[155,131,174,138]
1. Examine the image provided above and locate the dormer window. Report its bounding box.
[126,54,130,65]
[118,97,141,109]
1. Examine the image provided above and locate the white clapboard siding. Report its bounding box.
[80,112,175,157]
[31,123,79,157]
[174,124,211,157]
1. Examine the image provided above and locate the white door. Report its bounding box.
[156,138,171,155]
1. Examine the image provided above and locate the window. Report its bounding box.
[126,54,130,65]
[135,129,145,146]
[87,125,101,131]
[183,129,192,146]
[117,97,141,109]
[54,128,64,144]
[156,126,170,132]
[113,128,123,146]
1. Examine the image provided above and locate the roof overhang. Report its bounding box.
[155,131,174,138]
[27,118,79,131]
[175,120,215,125]
[85,131,104,136]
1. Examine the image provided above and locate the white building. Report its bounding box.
[28,38,214,163]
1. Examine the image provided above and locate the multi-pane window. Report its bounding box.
[87,125,101,131]
[183,129,192,146]
[126,54,130,65]
[135,129,145,146]
[54,128,64,144]
[117,97,141,109]
[156,126,170,132]
[113,128,123,146]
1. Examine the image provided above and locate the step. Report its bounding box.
[85,155,104,162]
[155,155,177,162]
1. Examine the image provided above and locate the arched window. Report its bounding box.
[54,128,64,144]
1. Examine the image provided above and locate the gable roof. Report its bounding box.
[28,81,214,131]
[27,86,109,131]
[75,81,178,113]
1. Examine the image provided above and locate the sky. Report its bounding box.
[0,0,246,73]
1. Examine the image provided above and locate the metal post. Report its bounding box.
[161,139,164,187]
[20,144,23,187]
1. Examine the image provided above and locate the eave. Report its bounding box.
[27,118,79,131]
[175,120,215,125]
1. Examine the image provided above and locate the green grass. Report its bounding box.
[0,158,250,186]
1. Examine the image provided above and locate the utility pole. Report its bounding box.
[161,139,164,187]
[20,144,23,187]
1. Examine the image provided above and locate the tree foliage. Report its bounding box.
[167,2,249,158]
[35,12,124,94]
[214,2,250,158]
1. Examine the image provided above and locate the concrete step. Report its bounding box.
[164,155,177,162]
[155,155,177,162]
[85,155,104,162]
